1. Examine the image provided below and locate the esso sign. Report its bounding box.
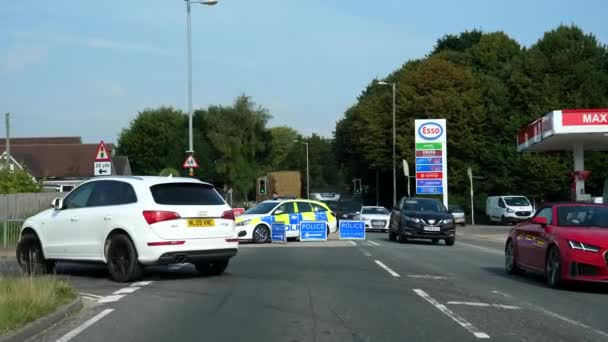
[418,122,443,140]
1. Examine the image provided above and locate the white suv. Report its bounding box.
[16,176,244,282]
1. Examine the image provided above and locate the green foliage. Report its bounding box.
[0,168,41,194]
[116,107,187,175]
[335,25,608,207]
[159,168,181,177]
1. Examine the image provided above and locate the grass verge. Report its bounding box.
[0,276,76,335]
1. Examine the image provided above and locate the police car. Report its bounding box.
[236,199,338,243]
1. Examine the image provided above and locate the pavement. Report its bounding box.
[3,229,608,341]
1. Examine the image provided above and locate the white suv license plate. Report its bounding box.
[423,226,440,232]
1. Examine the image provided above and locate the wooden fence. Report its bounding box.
[0,192,66,220]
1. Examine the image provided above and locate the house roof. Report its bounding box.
[0,143,115,179]
[0,137,82,145]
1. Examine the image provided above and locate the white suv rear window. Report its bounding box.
[150,183,225,205]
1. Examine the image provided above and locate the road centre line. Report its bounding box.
[413,289,490,339]
[55,308,114,342]
[113,287,140,295]
[368,241,380,246]
[97,295,125,304]
[374,260,400,277]
[79,293,103,299]
[446,301,520,310]
[458,242,502,255]
[492,290,608,338]
[407,274,448,280]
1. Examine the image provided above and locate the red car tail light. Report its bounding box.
[221,210,235,221]
[143,211,181,225]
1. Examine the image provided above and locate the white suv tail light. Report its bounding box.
[143,210,181,225]
[222,210,236,221]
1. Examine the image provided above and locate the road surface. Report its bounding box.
[30,231,608,342]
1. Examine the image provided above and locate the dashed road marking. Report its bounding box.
[492,290,608,339]
[407,274,448,280]
[413,289,490,339]
[97,295,125,304]
[131,281,153,287]
[55,308,114,342]
[113,287,140,295]
[374,260,400,277]
[446,301,520,310]
[458,242,502,255]
[349,241,357,246]
[362,250,372,257]
[79,293,102,299]
[368,241,380,246]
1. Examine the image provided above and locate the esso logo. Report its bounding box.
[418,123,443,140]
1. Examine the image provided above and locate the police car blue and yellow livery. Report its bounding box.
[235,199,337,243]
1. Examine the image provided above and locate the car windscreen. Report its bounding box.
[557,205,608,228]
[449,205,464,213]
[244,202,278,215]
[362,207,389,215]
[403,199,446,212]
[504,197,530,207]
[150,183,225,205]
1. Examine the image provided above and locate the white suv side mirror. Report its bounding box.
[51,197,64,210]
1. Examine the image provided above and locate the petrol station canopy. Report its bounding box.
[517,109,608,152]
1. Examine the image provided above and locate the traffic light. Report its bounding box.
[258,178,267,195]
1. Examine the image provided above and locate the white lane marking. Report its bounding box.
[491,290,608,338]
[81,296,99,302]
[97,295,125,304]
[458,242,502,255]
[532,305,608,338]
[349,241,357,246]
[362,250,372,257]
[113,287,140,295]
[413,289,490,339]
[131,281,153,287]
[407,274,448,280]
[447,301,520,310]
[55,308,114,342]
[374,260,400,277]
[79,293,103,299]
[368,241,380,246]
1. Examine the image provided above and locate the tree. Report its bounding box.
[0,168,41,194]
[117,107,187,175]
[268,126,299,170]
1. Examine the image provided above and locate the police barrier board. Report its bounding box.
[271,223,287,243]
[339,220,365,240]
[299,221,327,241]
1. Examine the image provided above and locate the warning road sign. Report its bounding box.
[94,141,111,161]
[182,155,199,169]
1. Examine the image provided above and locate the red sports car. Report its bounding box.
[505,203,608,287]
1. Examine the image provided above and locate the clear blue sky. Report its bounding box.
[1,0,606,143]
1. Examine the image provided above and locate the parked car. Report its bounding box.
[357,206,390,232]
[486,195,534,225]
[388,197,456,245]
[235,199,337,243]
[448,205,466,226]
[16,176,244,282]
[505,202,608,287]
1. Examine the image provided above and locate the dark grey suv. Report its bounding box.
[388,197,456,246]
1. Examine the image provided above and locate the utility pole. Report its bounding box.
[4,113,10,170]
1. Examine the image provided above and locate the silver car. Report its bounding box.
[448,205,466,226]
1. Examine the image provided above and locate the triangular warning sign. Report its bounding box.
[95,141,111,161]
[182,155,199,169]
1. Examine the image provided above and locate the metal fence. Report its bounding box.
[0,192,64,220]
[1,220,23,248]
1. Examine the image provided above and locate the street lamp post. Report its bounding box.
[185,0,217,176]
[294,140,310,199]
[378,80,397,207]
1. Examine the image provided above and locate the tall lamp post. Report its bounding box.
[294,140,310,199]
[378,80,397,207]
[185,0,218,176]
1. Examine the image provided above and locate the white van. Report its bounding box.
[486,196,534,225]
